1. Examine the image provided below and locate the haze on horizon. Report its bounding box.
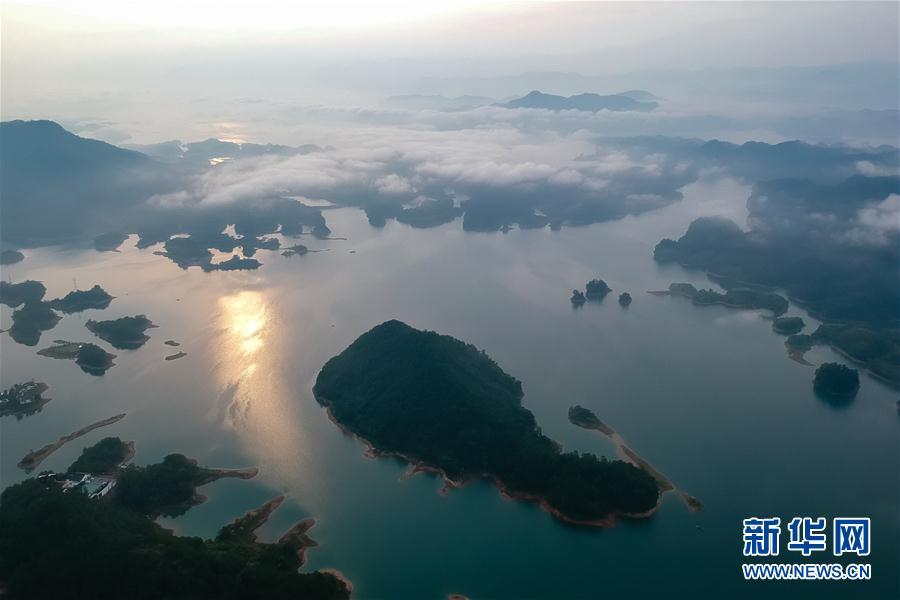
[2,1,898,144]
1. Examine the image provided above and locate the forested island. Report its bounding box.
[0,280,46,307]
[314,320,660,525]
[773,316,805,335]
[0,249,24,264]
[282,244,309,257]
[48,285,113,313]
[585,279,612,300]
[86,315,156,349]
[0,381,51,419]
[813,363,860,400]
[570,289,586,306]
[211,255,262,271]
[38,340,116,375]
[619,292,632,306]
[8,301,61,346]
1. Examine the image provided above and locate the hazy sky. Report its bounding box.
[2,1,898,143]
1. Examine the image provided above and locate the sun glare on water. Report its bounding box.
[214,290,316,484]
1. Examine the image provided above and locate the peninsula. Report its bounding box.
[115,453,258,517]
[67,436,134,474]
[652,282,788,316]
[0,477,350,599]
[568,405,702,512]
[314,320,660,526]
[18,413,127,472]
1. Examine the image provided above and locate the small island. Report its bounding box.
[773,316,805,335]
[618,292,632,306]
[86,314,156,349]
[314,320,660,526]
[164,339,181,346]
[165,351,187,361]
[282,244,309,257]
[210,255,262,271]
[585,279,612,301]
[47,284,114,313]
[8,302,61,346]
[38,340,117,375]
[653,282,788,316]
[813,362,860,400]
[0,381,51,419]
[570,289,586,306]
[0,249,24,265]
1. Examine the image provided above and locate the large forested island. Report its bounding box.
[314,320,659,525]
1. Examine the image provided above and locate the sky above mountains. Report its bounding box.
[2,1,898,145]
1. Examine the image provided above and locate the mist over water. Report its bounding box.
[2,177,897,598]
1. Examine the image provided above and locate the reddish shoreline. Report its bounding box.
[322,405,650,528]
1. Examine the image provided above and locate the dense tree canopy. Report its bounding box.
[315,320,659,522]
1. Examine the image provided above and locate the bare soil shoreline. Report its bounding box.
[322,404,652,528]
[569,407,703,514]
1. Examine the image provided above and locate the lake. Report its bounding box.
[1,175,897,599]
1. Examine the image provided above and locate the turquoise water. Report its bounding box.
[1,177,897,599]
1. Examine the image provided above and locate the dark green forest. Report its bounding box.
[314,320,659,523]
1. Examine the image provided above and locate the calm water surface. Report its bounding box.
[1,177,897,599]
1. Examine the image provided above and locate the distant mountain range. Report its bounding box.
[384,90,659,113]
[498,90,658,112]
[125,138,323,165]
[0,120,171,244]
